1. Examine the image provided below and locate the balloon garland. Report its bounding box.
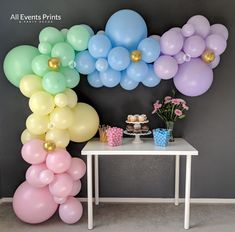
[3,9,228,225]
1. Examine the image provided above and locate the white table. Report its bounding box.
[81,138,198,230]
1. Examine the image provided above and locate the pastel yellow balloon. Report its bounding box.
[21,129,45,144]
[46,128,70,148]
[50,106,74,130]
[54,93,68,108]
[69,103,99,142]
[26,113,49,135]
[29,91,55,115]
[64,89,77,108]
[19,75,42,97]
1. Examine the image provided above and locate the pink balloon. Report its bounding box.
[209,55,220,69]
[46,148,71,174]
[182,24,195,37]
[21,139,47,164]
[39,169,54,185]
[67,158,86,180]
[13,181,58,224]
[174,51,186,64]
[49,173,73,197]
[70,180,82,196]
[59,197,83,224]
[183,35,206,58]
[210,24,229,40]
[54,196,67,204]
[154,55,178,80]
[26,164,48,188]
[206,34,227,55]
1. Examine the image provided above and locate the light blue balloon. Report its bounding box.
[81,24,94,36]
[127,61,148,82]
[87,71,103,88]
[138,38,161,63]
[100,68,121,87]
[108,47,130,71]
[96,58,109,72]
[88,34,112,58]
[75,50,96,74]
[120,71,139,90]
[105,9,147,50]
[142,64,161,87]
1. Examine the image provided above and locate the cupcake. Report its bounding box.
[138,114,147,122]
[134,114,139,122]
[126,125,134,133]
[129,115,137,122]
[134,124,141,130]
[141,125,149,133]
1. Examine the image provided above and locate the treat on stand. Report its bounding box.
[138,114,147,122]
[141,125,149,133]
[126,124,134,133]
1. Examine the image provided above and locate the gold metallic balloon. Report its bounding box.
[48,57,60,70]
[201,49,215,64]
[130,50,142,62]
[43,141,56,152]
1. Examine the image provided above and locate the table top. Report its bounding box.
[81,138,198,156]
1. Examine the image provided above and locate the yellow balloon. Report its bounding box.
[19,75,42,98]
[64,89,77,108]
[50,106,74,130]
[26,113,49,135]
[29,91,55,115]
[46,128,70,148]
[21,129,45,144]
[54,93,68,108]
[69,103,99,142]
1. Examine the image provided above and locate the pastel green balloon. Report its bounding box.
[38,42,52,54]
[42,71,66,94]
[39,27,64,45]
[51,42,75,67]
[61,28,68,40]
[67,25,91,51]
[3,45,39,87]
[32,55,50,76]
[61,67,80,88]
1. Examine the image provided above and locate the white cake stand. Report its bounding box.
[124,130,151,144]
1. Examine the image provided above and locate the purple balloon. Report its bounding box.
[182,24,195,37]
[209,55,220,69]
[154,55,178,80]
[174,58,213,97]
[169,27,182,34]
[174,51,186,64]
[183,35,206,58]
[160,30,184,55]
[206,34,227,55]
[210,24,229,40]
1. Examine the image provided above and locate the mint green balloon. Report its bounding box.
[32,55,50,76]
[39,27,64,45]
[61,67,80,88]
[3,45,39,87]
[67,25,91,51]
[61,28,68,40]
[51,42,75,67]
[42,71,66,94]
[38,42,52,54]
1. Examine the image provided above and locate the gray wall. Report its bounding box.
[0,0,234,198]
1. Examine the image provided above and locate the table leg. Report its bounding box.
[175,155,180,206]
[184,155,192,230]
[95,155,99,205]
[87,155,93,230]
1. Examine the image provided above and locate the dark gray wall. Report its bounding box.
[0,0,234,198]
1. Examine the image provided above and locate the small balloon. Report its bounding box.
[38,42,52,55]
[21,129,45,145]
[174,51,186,64]
[43,141,56,152]
[87,71,103,88]
[70,180,82,196]
[95,58,109,72]
[39,169,54,185]
[206,34,227,55]
[130,50,142,63]
[48,57,60,71]
[67,158,86,180]
[39,27,64,45]
[26,114,49,135]
[26,164,48,187]
[181,23,195,37]
[127,61,148,82]
[201,49,215,63]
[210,24,229,40]
[60,67,80,88]
[142,64,161,87]
[120,71,139,90]
[45,128,70,148]
[209,55,220,69]
[100,68,121,87]
[32,54,50,76]
[64,89,78,108]
[54,93,68,108]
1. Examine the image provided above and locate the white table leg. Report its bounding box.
[175,155,180,206]
[87,155,93,230]
[184,155,192,230]
[95,155,99,205]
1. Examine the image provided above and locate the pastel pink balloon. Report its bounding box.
[67,158,86,180]
[206,34,227,55]
[21,139,47,164]
[70,180,82,196]
[13,181,58,224]
[46,148,71,174]
[59,197,83,224]
[39,169,54,185]
[26,164,48,188]
[54,196,67,204]
[49,173,73,197]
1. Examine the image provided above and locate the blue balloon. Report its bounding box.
[88,34,112,58]
[96,58,109,72]
[138,38,161,63]
[108,47,130,71]
[127,61,148,82]
[120,71,139,90]
[105,9,147,50]
[142,64,161,87]
[87,71,103,88]
[100,68,121,87]
[75,51,96,74]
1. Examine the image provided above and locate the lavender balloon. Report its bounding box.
[174,58,213,97]
[210,24,229,40]
[169,27,182,34]
[174,51,186,64]
[206,34,227,55]
[182,24,195,37]
[209,56,220,69]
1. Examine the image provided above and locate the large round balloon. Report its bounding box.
[69,103,99,142]
[120,71,139,90]
[174,58,213,97]
[13,181,58,224]
[105,9,147,50]
[3,45,39,87]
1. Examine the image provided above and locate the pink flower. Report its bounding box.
[174,109,182,116]
[152,101,162,114]
[183,103,189,110]
[164,96,172,101]
[171,99,181,105]
[177,98,186,104]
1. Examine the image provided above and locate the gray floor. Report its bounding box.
[0,202,235,232]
